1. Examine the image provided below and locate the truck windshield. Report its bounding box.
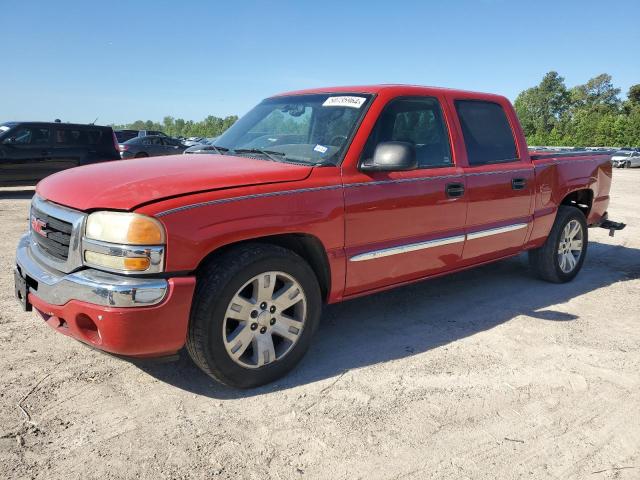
[214,93,373,165]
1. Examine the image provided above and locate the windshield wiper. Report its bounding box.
[232,148,286,162]
[209,145,230,155]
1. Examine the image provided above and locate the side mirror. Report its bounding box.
[360,141,417,172]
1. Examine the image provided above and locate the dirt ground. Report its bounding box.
[0,170,638,480]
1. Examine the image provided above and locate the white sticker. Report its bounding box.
[322,96,366,108]
[314,144,328,154]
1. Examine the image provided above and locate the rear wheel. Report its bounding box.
[528,206,588,283]
[186,244,321,388]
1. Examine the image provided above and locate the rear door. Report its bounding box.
[450,98,534,263]
[51,127,83,172]
[162,137,184,154]
[148,136,164,156]
[0,125,52,184]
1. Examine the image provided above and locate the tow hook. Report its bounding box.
[600,219,626,237]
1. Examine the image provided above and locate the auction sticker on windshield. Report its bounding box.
[322,96,367,108]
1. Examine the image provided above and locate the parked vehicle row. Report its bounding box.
[14,85,625,389]
[114,129,169,143]
[119,135,187,158]
[183,137,219,154]
[611,149,640,168]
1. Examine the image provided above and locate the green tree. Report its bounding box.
[627,84,640,105]
[514,71,570,142]
[569,73,621,113]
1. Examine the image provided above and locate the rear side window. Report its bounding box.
[362,97,452,168]
[55,129,82,145]
[455,100,518,165]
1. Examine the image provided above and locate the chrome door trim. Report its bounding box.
[466,223,528,240]
[349,222,529,262]
[349,235,465,262]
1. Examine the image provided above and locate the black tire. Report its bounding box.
[625,161,631,168]
[135,152,149,158]
[186,243,322,388]
[528,206,588,283]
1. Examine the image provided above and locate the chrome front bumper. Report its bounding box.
[15,233,168,308]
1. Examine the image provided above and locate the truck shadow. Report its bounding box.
[137,240,639,398]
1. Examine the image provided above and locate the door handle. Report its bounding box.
[445,182,465,198]
[41,150,51,157]
[511,178,527,190]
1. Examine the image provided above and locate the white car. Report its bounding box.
[611,150,640,168]
[183,136,206,147]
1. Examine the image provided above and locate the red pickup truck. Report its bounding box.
[15,85,624,388]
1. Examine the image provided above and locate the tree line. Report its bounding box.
[514,72,640,147]
[113,72,639,147]
[112,115,238,139]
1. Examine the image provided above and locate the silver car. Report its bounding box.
[611,150,640,168]
[119,135,186,159]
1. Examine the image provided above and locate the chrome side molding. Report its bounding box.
[350,235,465,262]
[466,223,528,240]
[350,222,529,262]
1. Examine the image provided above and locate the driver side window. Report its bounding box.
[10,127,51,145]
[361,97,452,168]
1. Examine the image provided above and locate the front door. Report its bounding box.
[343,96,468,296]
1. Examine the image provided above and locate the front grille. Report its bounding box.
[31,207,73,260]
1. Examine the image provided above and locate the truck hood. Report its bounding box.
[36,154,313,211]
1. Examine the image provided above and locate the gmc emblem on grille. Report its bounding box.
[31,217,48,237]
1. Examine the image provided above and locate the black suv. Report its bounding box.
[0,122,120,187]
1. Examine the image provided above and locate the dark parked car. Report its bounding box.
[0,121,120,187]
[119,135,186,158]
[114,129,139,143]
[114,129,169,143]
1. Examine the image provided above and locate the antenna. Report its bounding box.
[90,116,99,125]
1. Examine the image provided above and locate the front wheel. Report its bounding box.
[528,206,588,283]
[186,244,321,388]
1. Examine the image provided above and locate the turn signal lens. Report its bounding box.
[85,251,151,271]
[85,211,165,245]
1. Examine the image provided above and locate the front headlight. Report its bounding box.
[83,211,166,274]
[86,211,165,244]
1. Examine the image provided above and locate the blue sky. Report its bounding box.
[4,0,639,125]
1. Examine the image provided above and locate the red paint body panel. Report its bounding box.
[36,154,312,211]
[31,84,614,358]
[29,277,195,357]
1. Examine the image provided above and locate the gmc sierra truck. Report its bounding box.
[15,85,625,388]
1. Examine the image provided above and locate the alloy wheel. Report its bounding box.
[222,271,307,369]
[557,219,584,273]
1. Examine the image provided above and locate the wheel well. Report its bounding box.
[560,189,593,217]
[197,234,331,301]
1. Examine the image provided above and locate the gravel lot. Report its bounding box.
[1,170,638,480]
